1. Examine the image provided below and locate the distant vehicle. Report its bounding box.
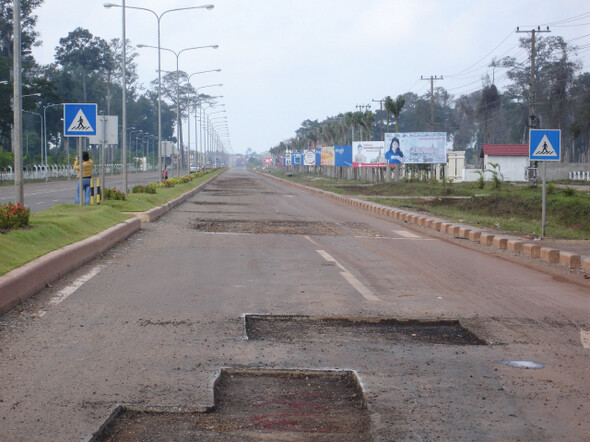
[190,163,198,173]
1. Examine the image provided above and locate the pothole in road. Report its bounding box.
[190,201,250,206]
[188,219,341,235]
[91,369,371,441]
[245,315,486,345]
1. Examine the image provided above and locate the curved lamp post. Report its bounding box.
[138,43,218,176]
[103,3,214,183]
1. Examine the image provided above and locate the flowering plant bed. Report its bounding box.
[0,202,30,231]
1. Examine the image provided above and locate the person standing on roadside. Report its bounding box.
[73,151,94,205]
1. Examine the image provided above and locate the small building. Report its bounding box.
[480,144,529,182]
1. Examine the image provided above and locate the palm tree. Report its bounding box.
[384,96,394,132]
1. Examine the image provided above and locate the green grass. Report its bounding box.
[273,171,590,240]
[0,169,223,276]
[0,205,130,275]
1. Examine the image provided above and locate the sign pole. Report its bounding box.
[78,137,83,206]
[542,161,547,237]
[101,115,106,202]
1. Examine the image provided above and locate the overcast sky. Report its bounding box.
[31,1,590,154]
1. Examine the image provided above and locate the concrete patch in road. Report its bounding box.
[90,369,370,441]
[244,315,487,346]
[188,219,341,236]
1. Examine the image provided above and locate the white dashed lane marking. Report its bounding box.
[316,250,380,302]
[37,266,102,317]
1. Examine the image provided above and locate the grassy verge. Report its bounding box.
[0,169,223,276]
[272,170,590,240]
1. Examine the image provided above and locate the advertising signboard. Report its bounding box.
[315,147,322,165]
[352,141,386,168]
[293,152,302,165]
[303,149,316,166]
[384,132,447,164]
[321,146,335,166]
[334,145,352,167]
[264,157,273,166]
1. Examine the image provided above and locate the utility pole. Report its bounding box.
[421,75,443,132]
[13,0,23,204]
[372,98,384,141]
[355,104,371,140]
[516,26,550,135]
[517,25,550,236]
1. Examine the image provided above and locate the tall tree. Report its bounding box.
[55,28,108,102]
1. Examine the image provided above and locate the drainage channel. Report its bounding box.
[245,315,487,345]
[91,369,371,441]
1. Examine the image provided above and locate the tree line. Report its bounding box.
[271,34,590,165]
[0,0,214,169]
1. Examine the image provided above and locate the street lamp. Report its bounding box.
[104,3,214,183]
[185,77,221,172]
[137,43,218,177]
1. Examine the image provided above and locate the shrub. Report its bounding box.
[0,202,30,230]
[563,186,575,197]
[132,184,157,194]
[104,187,126,200]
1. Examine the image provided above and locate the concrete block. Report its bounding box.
[458,227,471,238]
[559,252,581,269]
[522,243,541,258]
[468,231,481,242]
[507,239,524,253]
[480,233,494,246]
[434,221,443,231]
[583,257,590,274]
[540,247,560,264]
[493,237,508,249]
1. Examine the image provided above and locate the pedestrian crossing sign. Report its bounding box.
[64,103,97,136]
[529,129,560,161]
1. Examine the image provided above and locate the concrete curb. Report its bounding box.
[264,172,588,275]
[0,172,222,315]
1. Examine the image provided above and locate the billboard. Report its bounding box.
[315,147,321,165]
[334,145,352,167]
[353,141,386,168]
[293,152,302,165]
[321,146,335,166]
[384,132,447,164]
[263,157,273,166]
[303,149,316,166]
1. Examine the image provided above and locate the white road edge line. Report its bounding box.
[581,330,590,349]
[393,230,421,238]
[316,250,380,302]
[304,235,318,245]
[37,266,102,317]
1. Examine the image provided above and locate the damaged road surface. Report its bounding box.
[0,169,589,440]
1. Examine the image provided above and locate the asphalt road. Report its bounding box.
[0,171,161,212]
[0,168,588,440]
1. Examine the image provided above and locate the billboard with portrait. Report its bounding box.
[384,132,447,164]
[352,141,386,168]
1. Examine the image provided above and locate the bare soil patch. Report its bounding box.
[188,219,342,235]
[245,315,486,345]
[92,369,371,441]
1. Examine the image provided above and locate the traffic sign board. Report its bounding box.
[64,103,97,136]
[530,129,560,161]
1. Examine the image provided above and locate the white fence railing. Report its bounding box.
[569,171,590,181]
[0,163,153,182]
